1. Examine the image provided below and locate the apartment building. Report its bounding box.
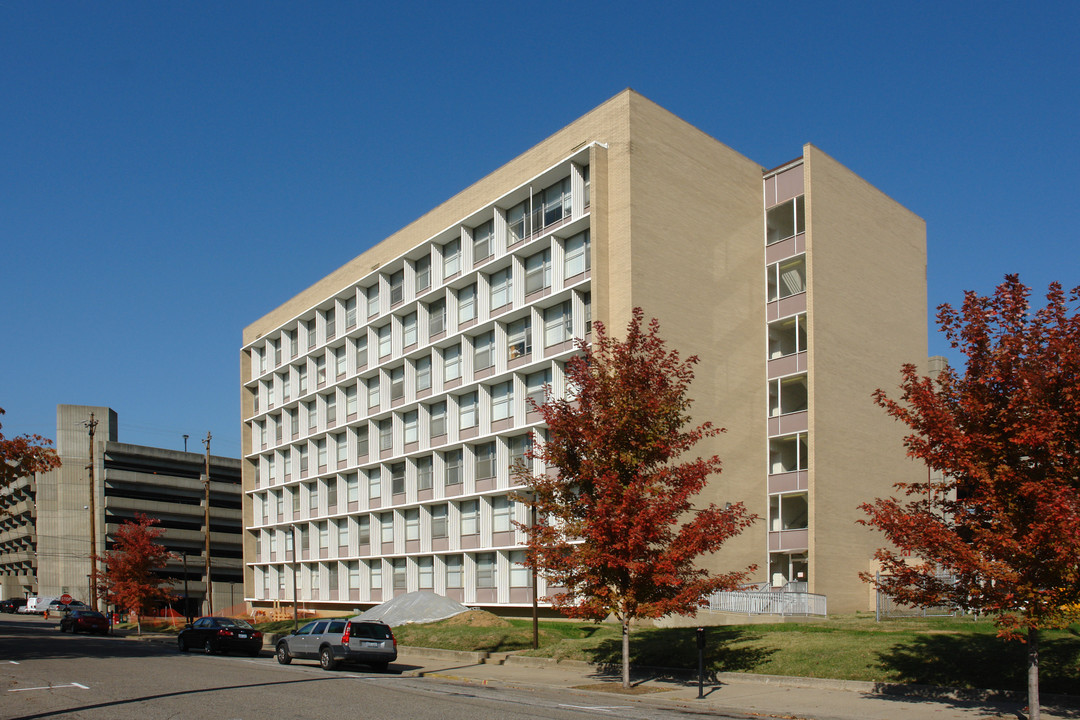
[241,90,926,616]
[3,405,244,615]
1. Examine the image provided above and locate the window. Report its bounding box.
[428,298,446,336]
[403,410,418,444]
[381,512,394,543]
[431,504,448,538]
[443,344,461,381]
[348,560,360,590]
[429,401,447,438]
[356,426,369,456]
[316,438,328,468]
[769,314,808,358]
[509,435,531,474]
[366,285,379,317]
[292,486,301,513]
[475,552,496,588]
[457,284,476,323]
[344,296,357,328]
[289,330,298,358]
[358,515,370,544]
[446,554,463,588]
[282,372,291,402]
[325,308,336,340]
[493,496,512,532]
[335,433,347,463]
[417,556,433,590]
[310,566,320,596]
[379,419,393,451]
[766,195,806,245]
[473,219,493,262]
[460,499,479,535]
[542,177,570,227]
[318,520,329,549]
[389,270,404,306]
[367,376,380,408]
[445,449,462,485]
[315,355,327,385]
[443,239,461,277]
[307,483,318,512]
[564,230,590,277]
[769,374,809,416]
[405,508,420,541]
[377,324,392,358]
[526,369,551,408]
[476,442,496,479]
[474,331,494,370]
[355,335,368,369]
[299,444,309,474]
[491,381,513,421]
[767,255,807,301]
[415,255,431,293]
[583,292,591,333]
[415,356,432,392]
[506,200,528,244]
[298,365,308,394]
[391,462,406,495]
[544,301,573,346]
[307,320,317,350]
[370,560,382,589]
[345,384,358,416]
[369,464,382,498]
[770,432,809,474]
[390,365,405,401]
[524,249,551,295]
[459,391,478,429]
[416,456,433,491]
[325,393,337,425]
[489,267,511,309]
[510,550,529,587]
[402,312,417,347]
[507,317,531,359]
[770,492,809,531]
[346,473,359,503]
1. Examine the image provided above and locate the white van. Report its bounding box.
[22,596,57,614]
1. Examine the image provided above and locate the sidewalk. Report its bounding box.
[118,628,1080,720]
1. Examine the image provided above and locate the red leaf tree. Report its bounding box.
[861,276,1080,720]
[0,407,62,509]
[517,308,757,688]
[102,513,176,634]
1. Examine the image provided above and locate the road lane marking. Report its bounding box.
[558,705,630,712]
[9,683,89,692]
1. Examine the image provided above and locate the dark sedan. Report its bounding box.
[178,616,263,657]
[59,609,109,634]
[0,598,27,613]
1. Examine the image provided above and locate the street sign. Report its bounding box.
[59,593,73,605]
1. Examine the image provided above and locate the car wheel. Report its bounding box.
[178,636,187,652]
[276,643,292,665]
[319,646,337,671]
[204,640,216,655]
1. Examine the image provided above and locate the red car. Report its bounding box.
[59,609,110,634]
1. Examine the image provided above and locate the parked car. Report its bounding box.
[59,609,109,634]
[178,617,263,657]
[275,617,396,671]
[0,598,27,613]
[44,599,87,617]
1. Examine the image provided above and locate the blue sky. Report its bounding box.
[3,1,1077,454]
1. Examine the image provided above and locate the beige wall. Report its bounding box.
[618,94,768,576]
[804,145,927,612]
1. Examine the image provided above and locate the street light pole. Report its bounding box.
[85,413,99,612]
[290,526,299,632]
[202,432,213,615]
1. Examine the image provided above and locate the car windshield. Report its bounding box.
[216,618,253,629]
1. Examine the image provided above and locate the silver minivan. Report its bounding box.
[275,617,396,671]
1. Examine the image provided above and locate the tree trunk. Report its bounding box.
[136,613,142,636]
[621,618,630,689]
[1027,627,1040,720]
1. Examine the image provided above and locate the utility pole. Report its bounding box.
[290,526,299,632]
[85,413,99,612]
[203,432,213,615]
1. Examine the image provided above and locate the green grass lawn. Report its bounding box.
[392,613,1080,694]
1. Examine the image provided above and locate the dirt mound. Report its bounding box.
[440,609,511,628]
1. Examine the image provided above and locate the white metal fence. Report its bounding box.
[706,588,827,616]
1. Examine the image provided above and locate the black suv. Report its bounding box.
[275,617,396,671]
[0,598,27,613]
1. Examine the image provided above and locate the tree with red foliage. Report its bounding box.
[861,276,1080,720]
[0,407,62,509]
[102,513,176,635]
[517,308,757,688]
